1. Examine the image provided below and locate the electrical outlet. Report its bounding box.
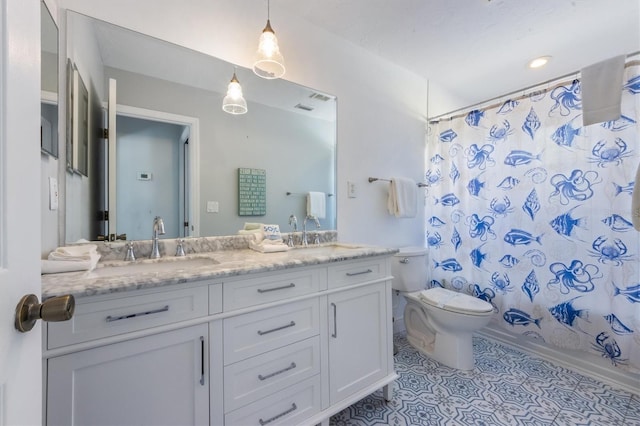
[206,201,219,213]
[49,177,59,210]
[347,181,357,198]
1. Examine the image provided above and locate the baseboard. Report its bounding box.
[478,324,639,395]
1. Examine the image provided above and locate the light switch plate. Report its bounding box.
[347,181,357,198]
[49,177,59,210]
[206,201,219,213]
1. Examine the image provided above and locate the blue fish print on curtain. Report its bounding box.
[465,110,485,127]
[613,181,634,196]
[428,216,446,227]
[426,64,640,373]
[522,107,541,140]
[612,283,640,303]
[503,308,542,328]
[439,129,458,143]
[602,214,634,232]
[624,75,640,94]
[549,79,582,116]
[496,176,520,190]
[549,206,587,239]
[601,115,636,131]
[551,116,583,148]
[604,313,634,335]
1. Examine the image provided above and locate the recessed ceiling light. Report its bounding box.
[528,56,552,69]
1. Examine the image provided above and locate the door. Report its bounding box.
[47,324,209,426]
[328,282,389,404]
[0,0,43,424]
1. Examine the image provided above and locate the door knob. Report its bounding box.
[14,294,75,332]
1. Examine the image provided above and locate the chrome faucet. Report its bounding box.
[287,214,297,247]
[302,215,320,247]
[150,216,165,259]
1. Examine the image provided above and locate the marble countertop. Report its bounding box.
[41,243,398,300]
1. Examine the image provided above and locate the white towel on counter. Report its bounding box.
[632,161,640,231]
[387,177,417,218]
[581,55,626,126]
[306,192,326,219]
[44,244,100,274]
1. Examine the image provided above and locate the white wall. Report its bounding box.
[57,0,461,249]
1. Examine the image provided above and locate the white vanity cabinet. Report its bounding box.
[43,253,396,426]
[44,284,213,426]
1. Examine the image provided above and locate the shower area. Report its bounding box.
[425,59,640,374]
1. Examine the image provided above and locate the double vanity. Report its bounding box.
[41,234,398,426]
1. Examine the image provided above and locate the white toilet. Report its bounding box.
[392,247,494,370]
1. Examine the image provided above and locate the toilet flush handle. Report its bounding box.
[400,257,410,264]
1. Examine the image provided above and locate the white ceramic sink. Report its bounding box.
[89,257,218,278]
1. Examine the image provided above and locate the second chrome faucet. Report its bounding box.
[150,216,165,258]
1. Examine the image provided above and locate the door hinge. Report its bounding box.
[97,210,109,221]
[101,128,109,138]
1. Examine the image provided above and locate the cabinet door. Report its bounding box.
[328,282,389,404]
[47,324,209,426]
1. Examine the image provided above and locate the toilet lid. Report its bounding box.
[417,287,493,315]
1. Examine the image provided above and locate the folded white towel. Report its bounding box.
[306,192,326,219]
[249,240,290,253]
[387,177,417,218]
[632,162,640,231]
[238,229,262,235]
[46,244,100,272]
[41,259,94,274]
[581,55,626,126]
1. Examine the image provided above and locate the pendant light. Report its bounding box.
[222,71,247,115]
[253,0,285,79]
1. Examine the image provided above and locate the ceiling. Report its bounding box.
[279,0,640,109]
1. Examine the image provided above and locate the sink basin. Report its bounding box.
[89,257,219,278]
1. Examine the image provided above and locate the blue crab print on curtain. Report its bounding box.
[426,64,640,373]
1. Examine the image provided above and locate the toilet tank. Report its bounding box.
[391,246,428,292]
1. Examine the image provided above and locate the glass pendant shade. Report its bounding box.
[222,72,247,115]
[253,19,285,79]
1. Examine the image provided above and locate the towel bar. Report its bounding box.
[368,177,428,188]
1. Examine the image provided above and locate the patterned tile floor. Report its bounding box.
[330,333,640,425]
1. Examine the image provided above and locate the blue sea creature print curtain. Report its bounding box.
[425,63,640,373]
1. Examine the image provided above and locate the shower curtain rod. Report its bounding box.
[428,51,640,124]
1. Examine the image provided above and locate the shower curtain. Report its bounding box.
[425,63,640,373]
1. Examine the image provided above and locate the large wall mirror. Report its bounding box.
[64,11,336,243]
[41,1,58,157]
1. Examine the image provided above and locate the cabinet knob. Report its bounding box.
[14,294,75,332]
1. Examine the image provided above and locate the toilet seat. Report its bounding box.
[412,287,493,316]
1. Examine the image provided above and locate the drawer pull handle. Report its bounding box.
[331,302,337,338]
[257,283,295,293]
[258,362,296,381]
[346,269,373,277]
[259,403,297,425]
[105,305,169,322]
[257,321,296,336]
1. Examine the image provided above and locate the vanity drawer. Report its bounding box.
[224,375,321,426]
[47,286,208,349]
[328,257,389,289]
[223,298,320,364]
[224,336,320,412]
[223,267,325,311]
[208,282,223,314]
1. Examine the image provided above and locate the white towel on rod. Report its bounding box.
[581,55,626,126]
[306,192,326,219]
[387,177,417,218]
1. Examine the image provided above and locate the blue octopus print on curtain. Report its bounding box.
[425,63,640,373]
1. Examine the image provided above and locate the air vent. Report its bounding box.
[294,103,315,111]
[309,92,331,102]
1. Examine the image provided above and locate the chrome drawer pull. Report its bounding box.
[258,362,296,381]
[257,321,296,336]
[346,269,373,276]
[257,283,295,293]
[105,305,169,322]
[331,302,337,338]
[259,403,297,425]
